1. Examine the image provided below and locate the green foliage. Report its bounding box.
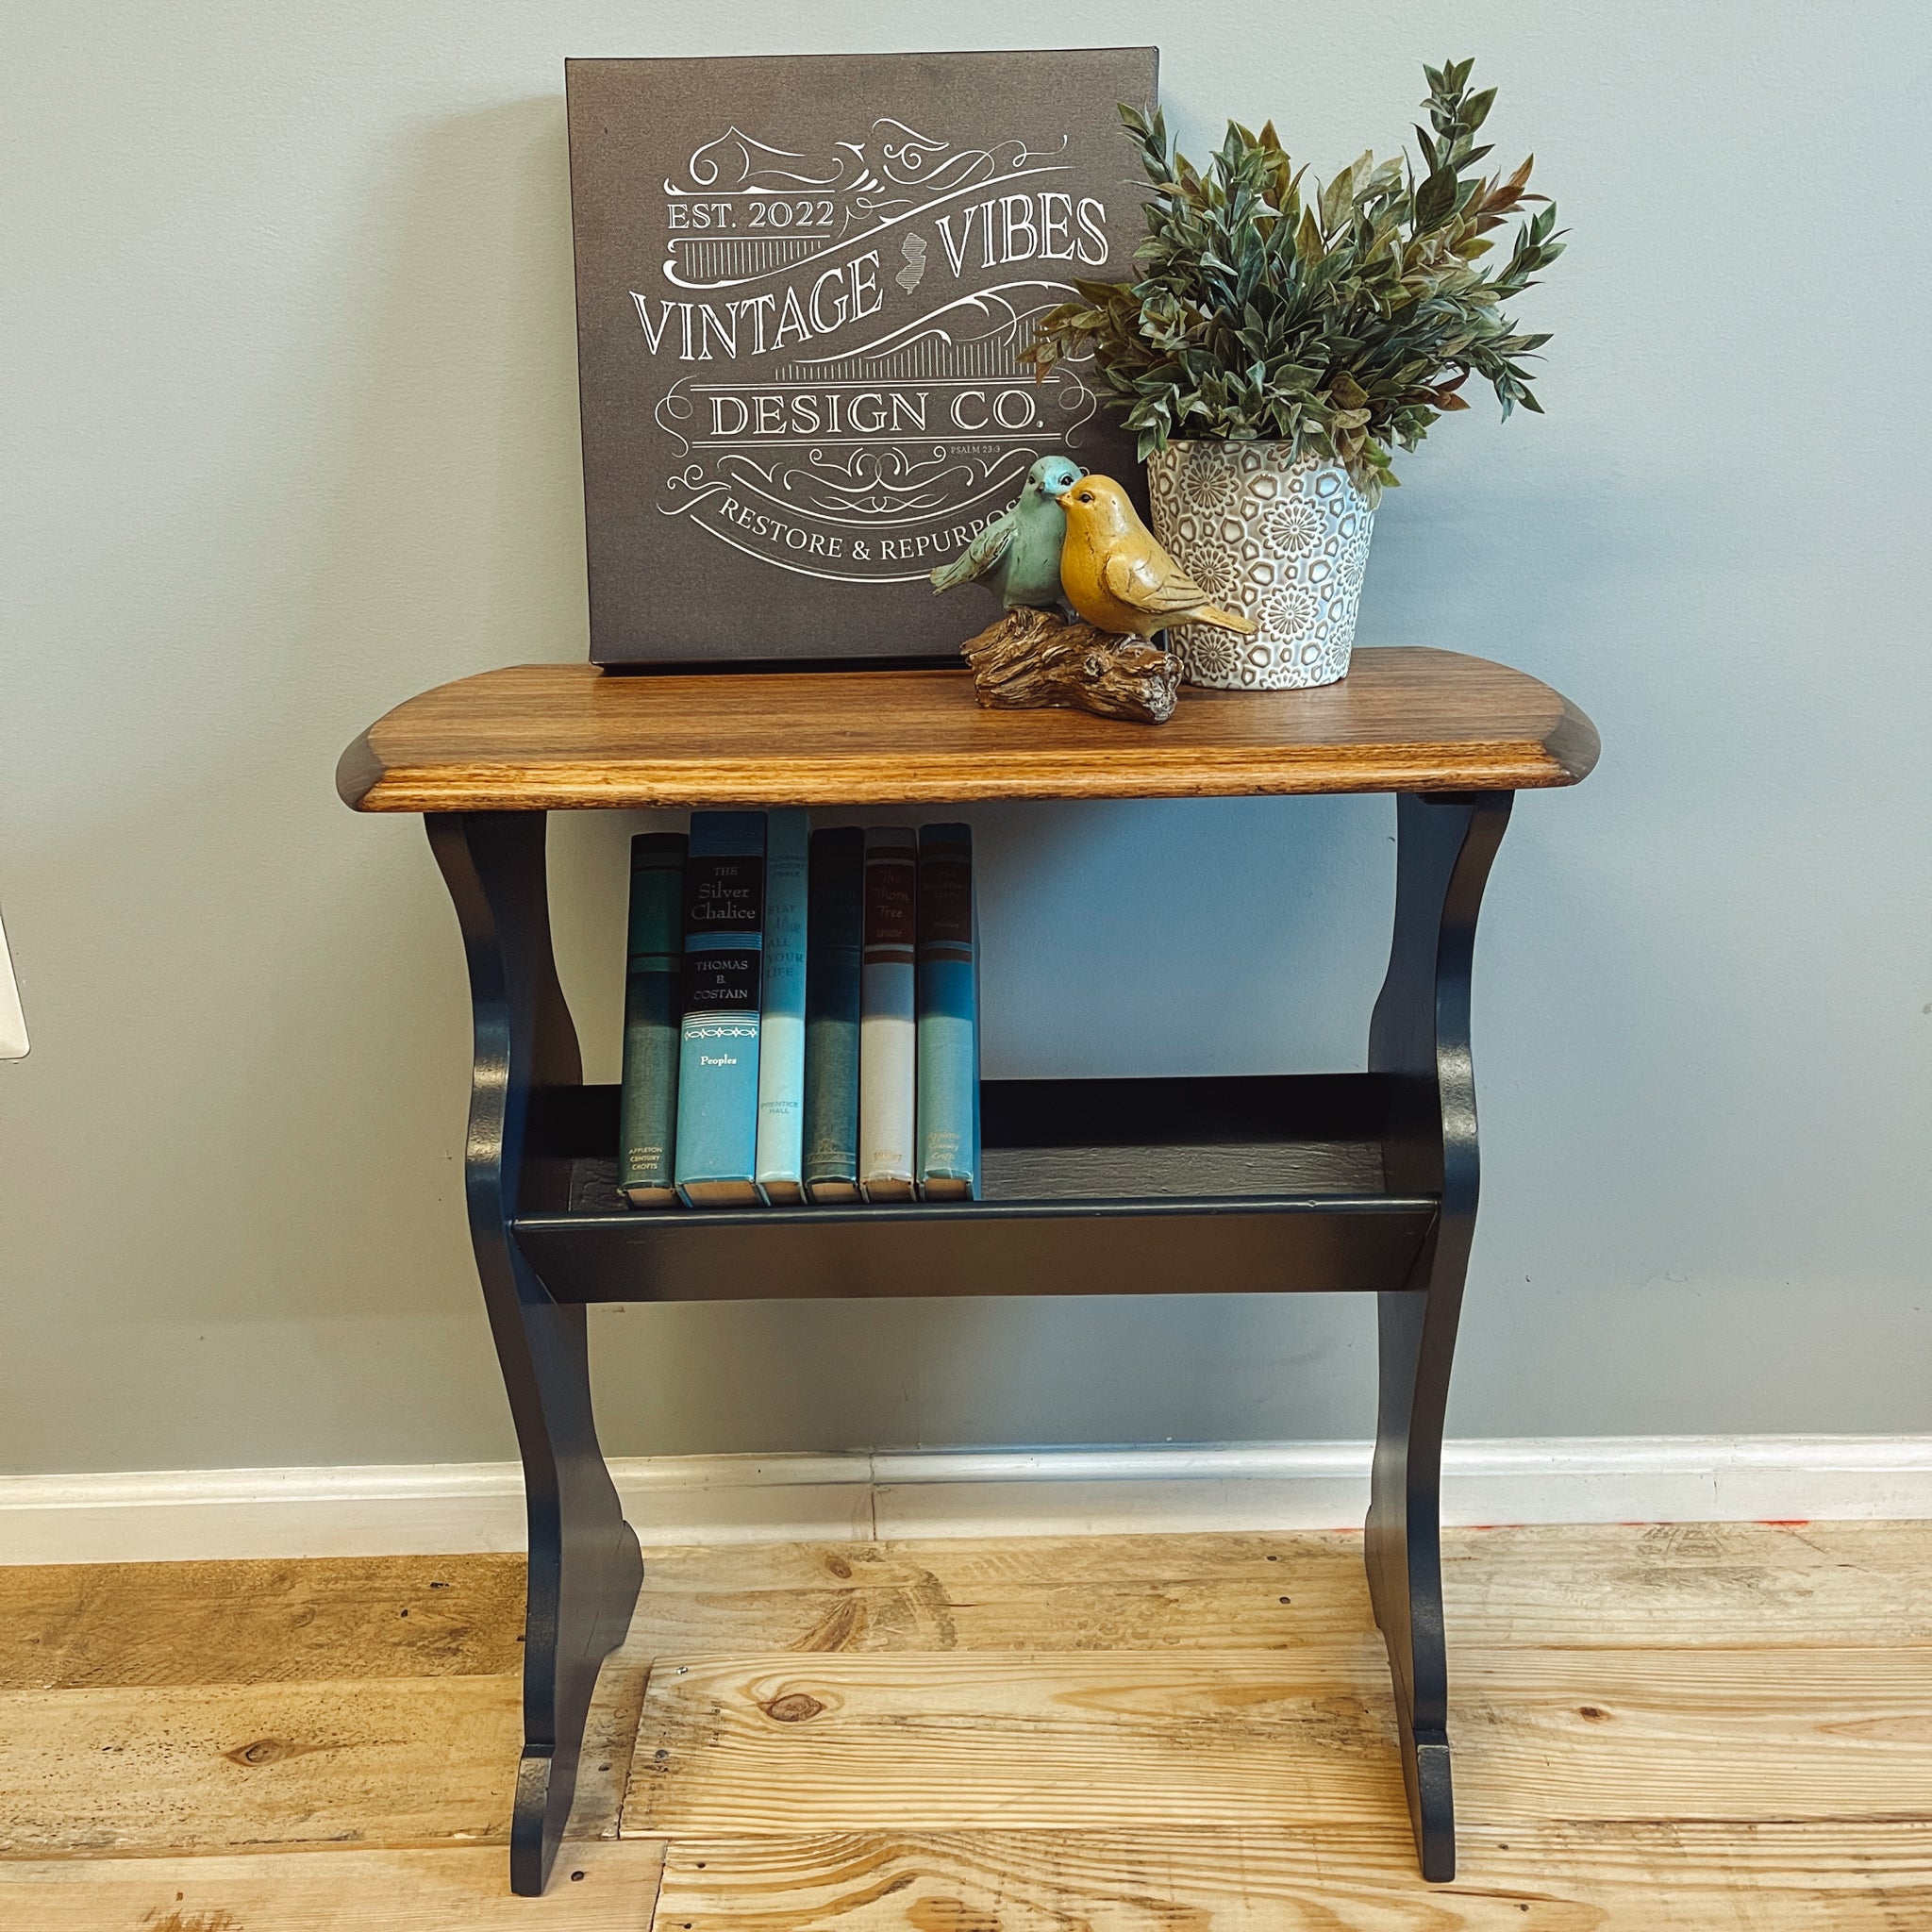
[1027,58,1564,498]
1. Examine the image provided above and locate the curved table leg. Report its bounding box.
[428,811,644,1897]
[1366,790,1512,1883]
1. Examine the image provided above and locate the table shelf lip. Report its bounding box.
[338,648,1599,811]
[513,1190,1440,1235]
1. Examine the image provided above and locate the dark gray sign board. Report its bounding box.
[565,47,1159,666]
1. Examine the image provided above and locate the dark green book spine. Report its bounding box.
[802,826,864,1202]
[618,831,687,1206]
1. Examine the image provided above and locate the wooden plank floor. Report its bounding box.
[0,1841,667,1930]
[623,1643,1932,1836]
[2,1523,1929,1926]
[647,1825,1932,1929]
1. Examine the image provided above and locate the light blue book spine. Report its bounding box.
[754,809,809,1203]
[674,812,765,1208]
[915,824,980,1200]
[858,827,919,1200]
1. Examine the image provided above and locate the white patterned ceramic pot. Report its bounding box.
[1145,440,1375,690]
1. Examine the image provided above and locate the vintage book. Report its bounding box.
[618,831,689,1206]
[754,808,809,1203]
[915,824,980,1200]
[564,47,1158,665]
[674,812,765,1207]
[803,825,865,1202]
[858,826,919,1201]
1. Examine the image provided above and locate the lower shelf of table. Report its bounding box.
[513,1072,1438,1303]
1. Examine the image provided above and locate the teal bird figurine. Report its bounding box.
[929,456,1084,610]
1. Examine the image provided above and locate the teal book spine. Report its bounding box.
[754,809,809,1203]
[916,824,980,1200]
[673,811,765,1208]
[859,826,919,1201]
[802,826,864,1203]
[617,831,688,1206]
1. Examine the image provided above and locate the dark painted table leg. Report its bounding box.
[1365,790,1512,1883]
[428,812,644,1897]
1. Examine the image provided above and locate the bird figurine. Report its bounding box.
[929,455,1085,610]
[1056,473,1258,639]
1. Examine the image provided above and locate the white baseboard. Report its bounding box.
[1,1436,1927,1565]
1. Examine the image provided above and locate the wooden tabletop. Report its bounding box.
[337,648,1597,813]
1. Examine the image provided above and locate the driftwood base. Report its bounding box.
[960,608,1180,725]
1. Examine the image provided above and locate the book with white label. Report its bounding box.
[916,823,980,1200]
[754,808,809,1203]
[673,812,765,1208]
[858,826,918,1201]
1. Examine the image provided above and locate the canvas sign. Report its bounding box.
[565,47,1158,664]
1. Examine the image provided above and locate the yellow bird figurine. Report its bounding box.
[1056,474,1258,640]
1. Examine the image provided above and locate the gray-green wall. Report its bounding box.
[4,2,1928,1475]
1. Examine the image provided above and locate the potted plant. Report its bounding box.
[1028,59,1564,691]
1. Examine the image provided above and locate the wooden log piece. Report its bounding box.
[959,608,1181,725]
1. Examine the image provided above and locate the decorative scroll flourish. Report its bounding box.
[669,120,1069,203]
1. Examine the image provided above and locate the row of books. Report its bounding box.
[620,812,979,1208]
